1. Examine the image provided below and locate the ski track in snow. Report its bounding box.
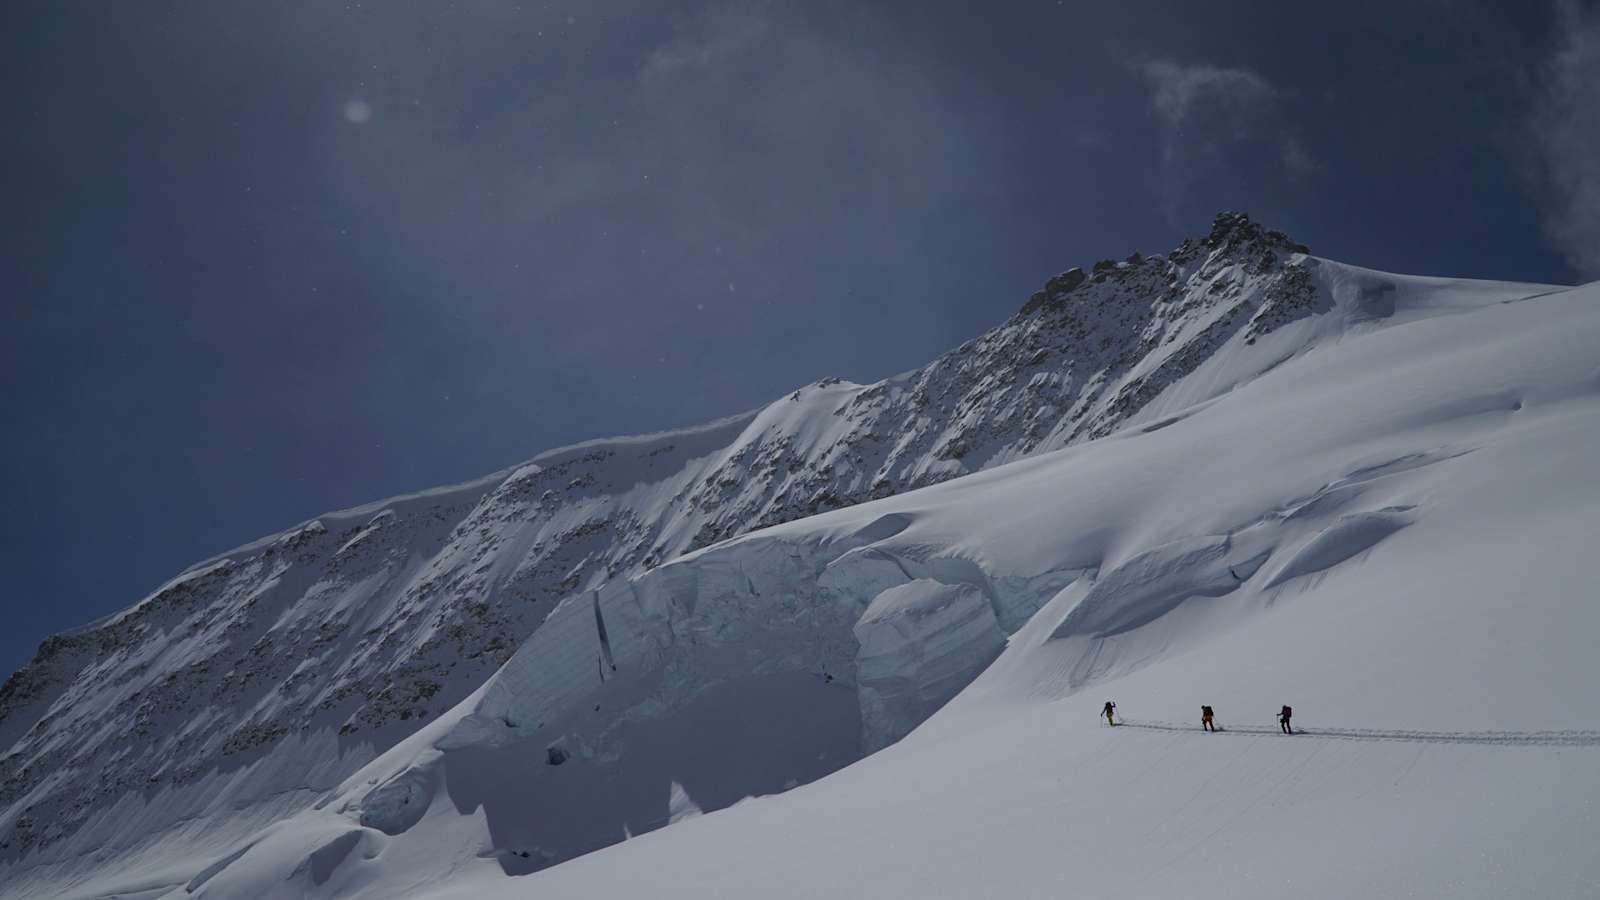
[1115,719,1600,747]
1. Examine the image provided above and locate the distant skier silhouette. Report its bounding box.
[1101,701,1117,726]
[1279,705,1293,734]
[1201,705,1216,732]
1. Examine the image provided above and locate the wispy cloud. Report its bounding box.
[1135,59,1311,223]
[1528,1,1600,279]
[1139,60,1276,135]
[1281,137,1319,178]
[641,0,774,81]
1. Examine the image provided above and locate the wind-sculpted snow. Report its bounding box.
[0,214,1582,898]
[1258,508,1413,589]
[1050,532,1264,641]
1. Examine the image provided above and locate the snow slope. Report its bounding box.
[279,264,1597,900]
[4,215,1595,898]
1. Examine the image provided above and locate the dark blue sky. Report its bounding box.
[3,1,1595,674]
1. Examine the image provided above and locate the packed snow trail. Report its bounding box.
[1115,719,1600,747]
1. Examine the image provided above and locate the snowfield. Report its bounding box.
[4,219,1599,898]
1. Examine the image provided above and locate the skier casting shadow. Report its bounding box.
[1279,705,1293,734]
[1101,701,1117,727]
[1201,705,1216,732]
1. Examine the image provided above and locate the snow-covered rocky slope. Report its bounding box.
[192,263,1598,900]
[491,274,1600,900]
[4,214,1592,899]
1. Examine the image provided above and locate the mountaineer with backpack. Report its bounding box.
[1101,701,1117,726]
[1201,705,1216,732]
[1279,705,1293,734]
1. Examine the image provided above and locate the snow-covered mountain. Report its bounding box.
[5,214,1595,900]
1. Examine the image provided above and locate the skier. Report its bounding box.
[1201,705,1216,732]
[1101,701,1117,726]
[1279,704,1293,735]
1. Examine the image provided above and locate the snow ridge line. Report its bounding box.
[1115,720,1600,747]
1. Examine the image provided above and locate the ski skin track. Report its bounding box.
[1113,720,1600,747]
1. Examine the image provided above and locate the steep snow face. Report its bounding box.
[0,214,1568,897]
[337,519,1058,875]
[184,269,1598,900]
[853,580,1006,750]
